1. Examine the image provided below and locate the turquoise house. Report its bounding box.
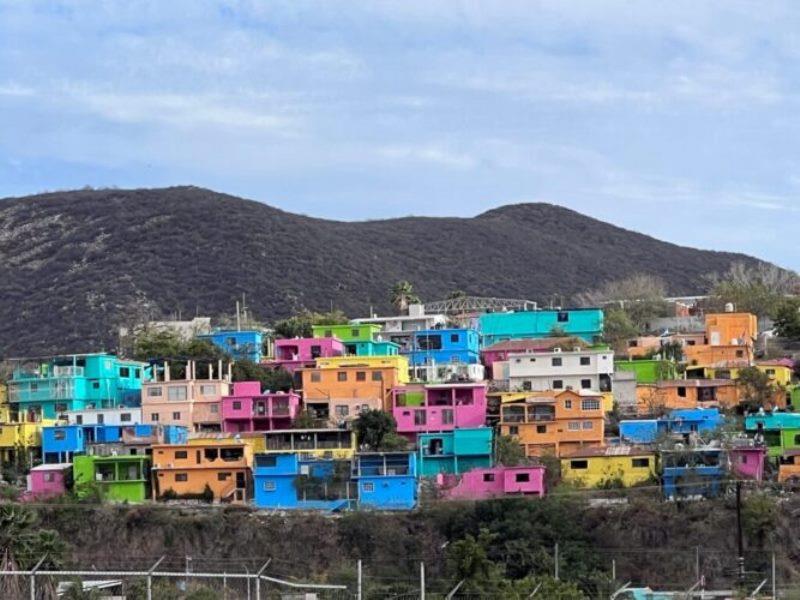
[745,412,800,458]
[7,354,150,420]
[417,427,493,476]
[479,309,604,346]
[311,323,400,357]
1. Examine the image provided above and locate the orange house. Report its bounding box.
[300,365,404,421]
[705,312,757,347]
[625,336,664,359]
[499,390,605,458]
[151,442,252,504]
[683,344,753,367]
[636,380,741,415]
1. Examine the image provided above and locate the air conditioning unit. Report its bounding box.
[553,347,562,353]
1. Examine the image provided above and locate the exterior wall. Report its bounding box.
[636,382,740,415]
[66,407,142,426]
[25,465,71,500]
[262,429,357,459]
[392,383,487,435]
[614,360,677,384]
[273,337,345,362]
[624,336,665,359]
[612,371,638,415]
[506,349,613,393]
[253,453,350,511]
[561,453,656,487]
[221,384,301,432]
[684,344,753,367]
[198,330,264,362]
[705,313,758,347]
[315,355,410,378]
[410,362,485,383]
[42,425,85,463]
[354,453,417,510]
[729,447,766,481]
[417,428,493,476]
[141,377,230,431]
[312,323,382,343]
[408,329,480,366]
[301,365,403,413]
[439,466,546,500]
[479,309,604,346]
[73,455,149,502]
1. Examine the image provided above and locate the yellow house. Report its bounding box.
[186,431,267,455]
[261,428,357,459]
[560,446,656,488]
[685,363,793,387]
[314,355,410,383]
[0,419,55,464]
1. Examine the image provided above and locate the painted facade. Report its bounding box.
[636,380,741,415]
[350,304,448,353]
[729,444,766,481]
[619,408,724,444]
[614,359,678,384]
[66,407,142,426]
[262,428,357,460]
[391,382,487,436]
[198,329,264,362]
[7,354,149,420]
[745,412,800,458]
[501,348,614,394]
[561,446,656,488]
[24,463,72,501]
[73,454,150,502]
[312,323,383,343]
[480,337,587,379]
[417,428,493,476]
[438,465,546,500]
[0,420,51,464]
[683,344,754,367]
[499,390,605,458]
[409,362,485,384]
[221,381,300,433]
[478,308,604,346]
[705,312,757,347]
[407,328,480,367]
[352,453,418,510]
[267,337,345,372]
[661,448,724,499]
[253,453,350,511]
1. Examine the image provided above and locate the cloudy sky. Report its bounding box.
[1,1,799,269]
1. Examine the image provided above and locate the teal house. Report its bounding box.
[745,412,800,458]
[417,427,493,476]
[479,309,604,346]
[312,323,400,357]
[7,354,150,420]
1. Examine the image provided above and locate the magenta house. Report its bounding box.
[264,337,345,373]
[392,382,487,437]
[23,463,72,501]
[729,445,767,481]
[437,465,546,500]
[221,381,301,433]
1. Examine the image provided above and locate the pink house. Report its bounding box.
[221,381,301,433]
[23,463,72,501]
[392,382,487,437]
[729,445,767,481]
[264,338,345,373]
[481,338,586,379]
[437,466,546,500]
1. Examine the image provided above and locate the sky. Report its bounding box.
[1,1,799,269]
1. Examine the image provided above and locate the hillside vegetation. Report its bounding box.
[0,186,766,356]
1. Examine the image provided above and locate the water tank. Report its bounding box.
[724,302,735,313]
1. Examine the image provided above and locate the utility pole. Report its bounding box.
[554,543,559,581]
[695,546,700,582]
[357,559,362,600]
[420,562,425,600]
[29,556,45,600]
[612,559,616,581]
[772,552,777,600]
[736,482,745,583]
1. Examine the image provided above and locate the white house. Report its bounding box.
[503,347,614,393]
[66,406,143,426]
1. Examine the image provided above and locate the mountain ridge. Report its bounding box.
[0,186,768,356]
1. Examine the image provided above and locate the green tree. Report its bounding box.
[389,280,420,313]
[447,289,467,300]
[447,529,500,581]
[292,409,319,428]
[737,366,776,411]
[602,307,639,353]
[495,435,526,466]
[773,298,800,339]
[353,410,399,450]
[231,360,293,391]
[272,309,349,339]
[707,262,798,318]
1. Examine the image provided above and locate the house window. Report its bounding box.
[217,472,231,481]
[568,422,580,431]
[552,357,562,367]
[55,403,68,414]
[553,380,564,389]
[175,451,188,459]
[120,413,132,422]
[536,425,547,434]
[362,482,375,492]
[345,344,357,355]
[483,473,495,482]
[450,334,459,343]
[677,387,687,398]
[739,455,749,464]
[175,473,188,482]
[200,385,216,396]
[43,472,55,482]
[97,414,105,424]
[337,372,348,382]
[795,434,800,445]
[172,412,181,420]
[147,387,163,397]
[351,328,360,338]
[263,481,276,491]
[509,426,519,435]
[570,460,588,469]
[210,404,219,414]
[418,335,443,351]
[256,455,277,467]
[134,368,141,378]
[581,379,592,389]
[54,430,66,440]
[766,369,776,377]
[580,356,590,366]
[582,421,593,430]
[356,371,366,382]
[441,409,454,425]
[564,399,572,409]
[581,399,600,411]
[515,472,530,482]
[335,405,350,417]
[92,381,100,389]
[522,381,532,391]
[30,383,38,392]
[324,329,332,338]
[119,367,131,378]
[311,372,321,382]
[151,413,159,422]
[371,371,383,381]
[736,350,744,358]
[557,311,569,322]
[632,458,650,468]
[168,386,188,401]
[414,410,427,425]
[75,415,83,425]
[232,401,242,410]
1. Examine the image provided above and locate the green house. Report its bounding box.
[73,454,149,502]
[615,359,677,384]
[745,413,800,458]
[312,323,383,343]
[417,427,493,476]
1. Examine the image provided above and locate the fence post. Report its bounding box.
[29,556,46,600]
[147,556,165,600]
[255,560,271,600]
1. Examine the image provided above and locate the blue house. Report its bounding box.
[620,409,724,445]
[198,330,264,362]
[42,425,85,464]
[661,447,724,499]
[478,309,604,346]
[253,453,350,511]
[417,428,493,476]
[352,453,417,510]
[408,329,480,366]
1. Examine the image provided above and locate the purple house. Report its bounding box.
[391,382,487,438]
[729,444,767,482]
[264,337,345,373]
[221,381,301,433]
[437,466,546,500]
[23,463,72,501]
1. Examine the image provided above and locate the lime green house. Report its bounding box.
[311,323,400,357]
[73,454,149,502]
[615,359,678,384]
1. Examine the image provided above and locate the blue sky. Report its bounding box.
[1,1,799,269]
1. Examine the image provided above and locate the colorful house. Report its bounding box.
[499,390,605,458]
[266,337,345,372]
[661,447,724,499]
[745,412,800,458]
[85,424,188,457]
[0,420,49,465]
[197,329,264,362]
[7,353,150,420]
[350,304,448,352]
[391,382,487,437]
[497,347,614,395]
[619,408,724,444]
[409,362,486,384]
[480,337,587,379]
[636,380,741,415]
[141,360,231,431]
[151,442,252,503]
[73,454,150,502]
[437,465,546,500]
[262,428,357,460]
[66,406,142,426]
[728,442,767,482]
[42,424,85,464]
[478,308,604,346]
[561,446,656,488]
[221,381,300,433]
[253,453,350,511]
[614,359,678,384]
[683,345,753,367]
[407,328,480,367]
[352,452,418,510]
[705,312,757,347]
[311,323,400,356]
[417,427,493,476]
[624,336,668,359]
[23,463,72,501]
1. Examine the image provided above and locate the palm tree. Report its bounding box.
[389,280,420,313]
